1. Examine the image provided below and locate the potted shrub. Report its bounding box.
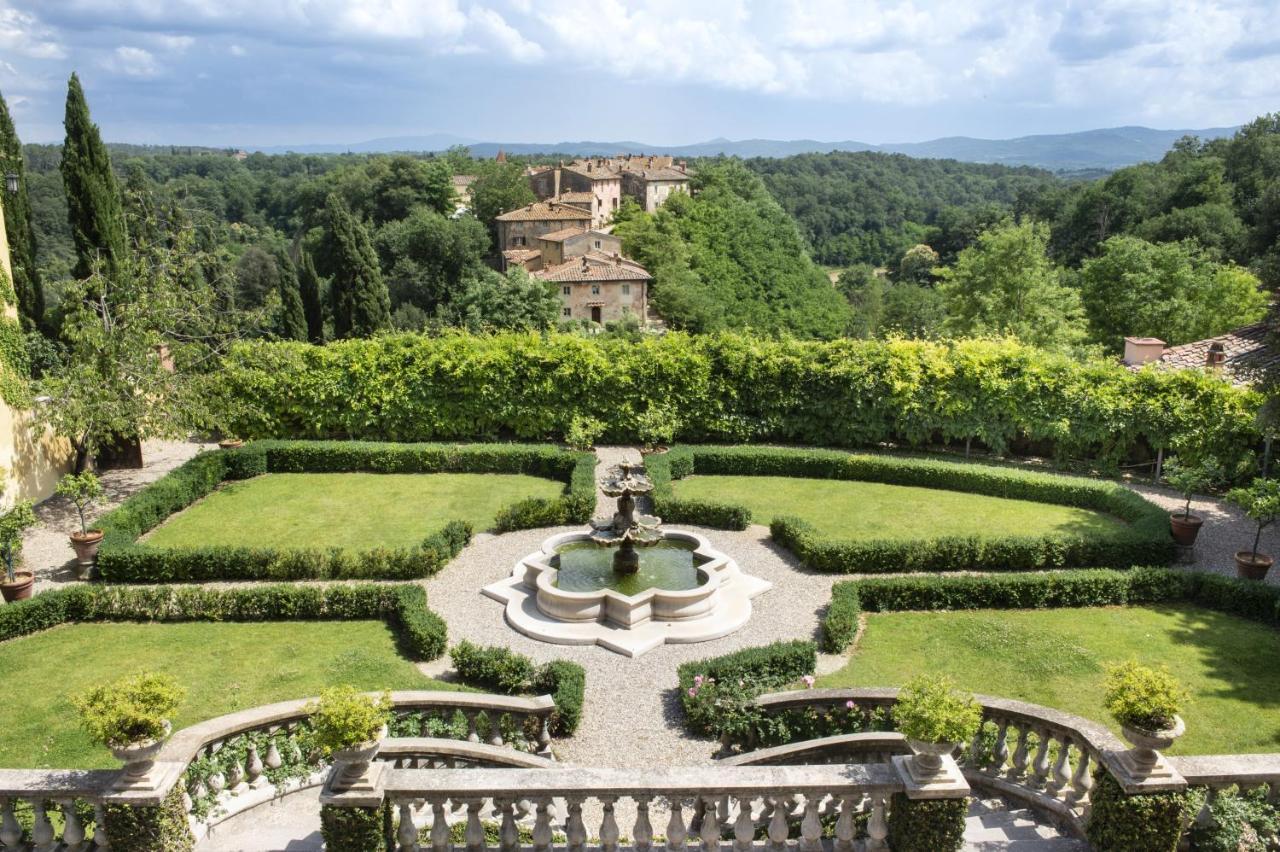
[1226,477,1280,580]
[73,671,185,784]
[0,500,38,603]
[893,674,982,779]
[306,686,392,787]
[1103,660,1187,777]
[1161,456,1221,546]
[636,404,682,454]
[56,472,105,579]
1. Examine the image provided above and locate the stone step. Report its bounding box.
[963,797,1088,850]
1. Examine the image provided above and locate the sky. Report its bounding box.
[0,0,1277,148]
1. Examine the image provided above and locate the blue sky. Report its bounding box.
[0,0,1277,147]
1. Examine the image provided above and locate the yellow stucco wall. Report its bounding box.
[0,197,74,505]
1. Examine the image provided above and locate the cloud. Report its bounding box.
[467,6,543,63]
[0,7,67,59]
[102,45,160,77]
[229,44,246,57]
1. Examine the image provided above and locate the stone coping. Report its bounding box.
[1170,754,1280,785]
[0,768,118,799]
[718,732,909,767]
[378,738,558,768]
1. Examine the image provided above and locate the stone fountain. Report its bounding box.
[483,460,772,657]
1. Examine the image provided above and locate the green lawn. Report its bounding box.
[0,621,453,768]
[819,604,1280,755]
[146,472,565,549]
[671,475,1123,540]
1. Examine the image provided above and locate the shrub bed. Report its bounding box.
[95,441,594,583]
[821,568,1280,652]
[651,446,1172,573]
[448,642,586,736]
[677,641,816,739]
[0,582,448,660]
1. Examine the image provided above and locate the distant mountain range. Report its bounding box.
[249,125,1240,171]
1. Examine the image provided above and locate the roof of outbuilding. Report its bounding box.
[533,250,651,283]
[1129,322,1277,387]
[495,201,593,222]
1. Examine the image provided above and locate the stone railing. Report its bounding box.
[1170,753,1280,839]
[0,690,557,850]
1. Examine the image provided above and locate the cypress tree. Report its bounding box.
[0,89,45,329]
[319,193,389,338]
[274,248,307,341]
[61,73,127,281]
[297,250,324,343]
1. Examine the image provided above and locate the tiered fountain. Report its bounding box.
[483,461,771,657]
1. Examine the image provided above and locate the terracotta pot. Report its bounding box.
[70,529,104,578]
[1235,551,1274,581]
[1169,513,1203,546]
[0,570,34,603]
[219,438,244,450]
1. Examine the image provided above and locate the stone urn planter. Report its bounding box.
[219,438,244,450]
[0,570,34,603]
[1235,551,1273,581]
[1169,513,1203,546]
[1120,715,1185,778]
[330,725,387,788]
[111,720,172,787]
[70,530,104,580]
[904,738,959,779]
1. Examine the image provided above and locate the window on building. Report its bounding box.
[594,240,601,249]
[622,283,631,295]
[562,285,571,295]
[591,284,601,295]
[562,307,571,317]
[612,198,618,209]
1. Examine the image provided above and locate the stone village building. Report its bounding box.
[501,224,648,326]
[528,155,692,227]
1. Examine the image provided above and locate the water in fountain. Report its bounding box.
[553,539,702,595]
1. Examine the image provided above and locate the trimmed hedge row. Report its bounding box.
[821,568,1280,652]
[649,445,1173,574]
[676,640,816,736]
[0,582,448,660]
[95,441,595,583]
[448,642,586,736]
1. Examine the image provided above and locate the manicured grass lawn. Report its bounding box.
[146,472,565,549]
[671,475,1123,539]
[0,621,454,768]
[819,604,1280,755]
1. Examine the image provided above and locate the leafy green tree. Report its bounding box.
[0,89,45,329]
[881,281,946,338]
[443,145,474,175]
[234,246,280,308]
[273,249,307,341]
[367,155,453,223]
[60,73,127,281]
[938,221,1087,351]
[317,193,389,338]
[297,250,324,343]
[469,159,535,229]
[897,243,939,285]
[374,207,489,312]
[440,266,559,332]
[1079,236,1266,349]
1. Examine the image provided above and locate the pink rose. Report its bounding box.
[802,675,815,688]
[688,687,697,697]
[846,700,855,710]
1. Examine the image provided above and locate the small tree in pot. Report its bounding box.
[894,674,982,782]
[307,686,392,790]
[1226,477,1280,580]
[56,472,105,578]
[0,500,38,603]
[1161,456,1222,546]
[1103,660,1187,779]
[74,671,185,787]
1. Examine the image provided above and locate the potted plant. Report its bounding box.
[1161,456,1221,546]
[636,404,682,454]
[306,686,392,788]
[56,472,105,579]
[893,674,982,780]
[73,671,185,786]
[0,500,38,603]
[1226,477,1280,580]
[218,437,244,450]
[1103,660,1187,778]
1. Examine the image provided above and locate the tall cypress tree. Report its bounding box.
[297,250,324,343]
[0,89,45,329]
[319,193,389,338]
[273,248,307,341]
[61,73,127,281]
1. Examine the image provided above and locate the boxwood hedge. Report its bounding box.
[95,441,595,583]
[448,642,586,736]
[650,446,1173,574]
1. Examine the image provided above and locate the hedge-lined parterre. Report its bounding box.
[449,641,586,736]
[94,441,595,583]
[649,445,1173,573]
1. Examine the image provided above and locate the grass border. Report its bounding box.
[96,441,596,583]
[648,445,1173,574]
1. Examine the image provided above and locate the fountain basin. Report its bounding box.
[483,529,772,657]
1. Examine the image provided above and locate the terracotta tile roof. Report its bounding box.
[534,250,651,283]
[623,165,691,181]
[502,248,541,263]
[557,191,595,204]
[564,162,621,180]
[1129,322,1276,387]
[495,201,593,222]
[538,226,590,243]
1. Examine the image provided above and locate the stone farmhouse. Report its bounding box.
[494,200,592,254]
[502,223,647,325]
[528,155,692,227]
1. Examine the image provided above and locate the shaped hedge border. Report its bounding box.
[0,582,448,660]
[449,641,587,736]
[649,446,1174,574]
[95,441,596,583]
[821,567,1280,652]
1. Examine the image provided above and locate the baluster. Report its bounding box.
[207,769,226,796]
[667,796,687,852]
[93,802,109,849]
[634,797,654,852]
[699,796,719,852]
[466,714,479,744]
[61,799,86,848]
[499,799,520,852]
[246,743,265,788]
[1050,737,1073,795]
[464,800,486,852]
[566,799,587,852]
[717,796,732,832]
[489,718,504,749]
[600,797,620,852]
[399,801,419,852]
[990,719,1010,774]
[866,795,888,852]
[532,799,553,852]
[265,740,282,771]
[429,800,451,852]
[733,796,754,852]
[799,797,821,852]
[1031,728,1052,787]
[30,799,54,848]
[1268,781,1280,806]
[0,798,21,848]
[1068,749,1094,805]
[1006,725,1030,781]
[968,719,986,768]
[767,795,788,852]
[226,758,246,793]
[834,795,856,852]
